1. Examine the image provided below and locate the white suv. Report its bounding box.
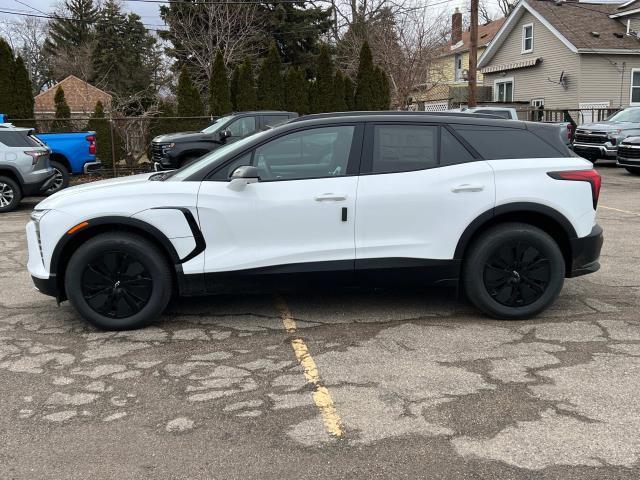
[26,113,603,330]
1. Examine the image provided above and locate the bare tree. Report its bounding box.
[0,17,52,93]
[497,0,516,17]
[479,0,495,24]
[161,2,261,93]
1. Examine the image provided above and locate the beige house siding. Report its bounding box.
[482,11,580,108]
[578,54,640,108]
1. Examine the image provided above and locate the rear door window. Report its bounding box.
[453,125,561,159]
[262,115,289,129]
[370,124,438,173]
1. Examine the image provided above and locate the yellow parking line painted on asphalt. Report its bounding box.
[274,295,344,439]
[600,205,640,216]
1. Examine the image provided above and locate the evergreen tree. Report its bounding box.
[257,43,284,110]
[92,0,158,99]
[176,66,204,117]
[354,41,376,110]
[230,65,240,111]
[344,75,355,111]
[208,50,232,116]
[285,67,309,115]
[0,38,16,117]
[307,81,318,114]
[314,44,334,113]
[45,0,98,52]
[261,3,333,70]
[86,100,114,165]
[236,58,257,111]
[14,56,34,119]
[52,87,71,132]
[375,66,391,110]
[332,70,347,112]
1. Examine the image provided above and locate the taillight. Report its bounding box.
[24,150,47,165]
[86,135,96,155]
[548,169,601,209]
[566,123,574,142]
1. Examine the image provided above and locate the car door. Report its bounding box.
[355,123,495,267]
[196,124,363,284]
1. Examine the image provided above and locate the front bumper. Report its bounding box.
[572,143,617,158]
[23,172,56,196]
[568,224,603,277]
[31,275,58,298]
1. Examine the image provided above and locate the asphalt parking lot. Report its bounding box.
[1,163,639,479]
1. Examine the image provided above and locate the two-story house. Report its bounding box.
[411,11,505,111]
[479,0,640,118]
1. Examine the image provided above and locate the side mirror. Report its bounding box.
[219,129,232,141]
[227,165,259,191]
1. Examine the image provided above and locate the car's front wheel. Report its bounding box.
[625,166,640,175]
[0,175,22,213]
[65,233,172,330]
[463,223,565,320]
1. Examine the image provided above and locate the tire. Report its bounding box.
[64,233,173,330]
[44,161,70,196]
[0,175,22,213]
[625,166,640,175]
[463,223,565,320]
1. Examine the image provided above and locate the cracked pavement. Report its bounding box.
[1,164,639,479]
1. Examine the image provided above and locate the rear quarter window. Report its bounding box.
[0,130,40,148]
[453,125,561,159]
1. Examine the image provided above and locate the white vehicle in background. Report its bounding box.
[446,106,519,120]
[26,112,603,330]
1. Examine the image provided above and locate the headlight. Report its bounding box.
[30,209,50,223]
[165,143,175,150]
[607,129,622,139]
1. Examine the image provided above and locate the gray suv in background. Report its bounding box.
[0,125,54,212]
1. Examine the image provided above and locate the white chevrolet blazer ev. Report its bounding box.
[26,112,604,330]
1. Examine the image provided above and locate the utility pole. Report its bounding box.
[468,0,479,107]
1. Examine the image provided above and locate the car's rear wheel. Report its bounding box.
[625,166,640,175]
[0,176,22,213]
[65,233,172,330]
[463,223,565,320]
[44,161,70,196]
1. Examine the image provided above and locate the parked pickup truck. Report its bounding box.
[572,107,640,163]
[36,131,100,194]
[151,111,298,170]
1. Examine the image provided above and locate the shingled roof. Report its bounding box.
[443,17,506,56]
[34,75,112,116]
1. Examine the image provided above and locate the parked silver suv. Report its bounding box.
[0,125,54,212]
[573,107,640,163]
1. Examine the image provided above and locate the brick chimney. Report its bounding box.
[452,8,463,44]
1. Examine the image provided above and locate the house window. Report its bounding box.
[522,23,534,53]
[494,78,514,102]
[631,69,640,105]
[454,53,463,81]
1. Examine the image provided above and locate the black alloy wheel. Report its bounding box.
[483,241,551,307]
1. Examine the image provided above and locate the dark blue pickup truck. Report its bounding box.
[36,132,101,194]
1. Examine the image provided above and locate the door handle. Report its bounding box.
[451,184,484,193]
[314,193,347,201]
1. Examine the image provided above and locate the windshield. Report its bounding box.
[168,129,272,181]
[606,108,640,123]
[201,115,234,134]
